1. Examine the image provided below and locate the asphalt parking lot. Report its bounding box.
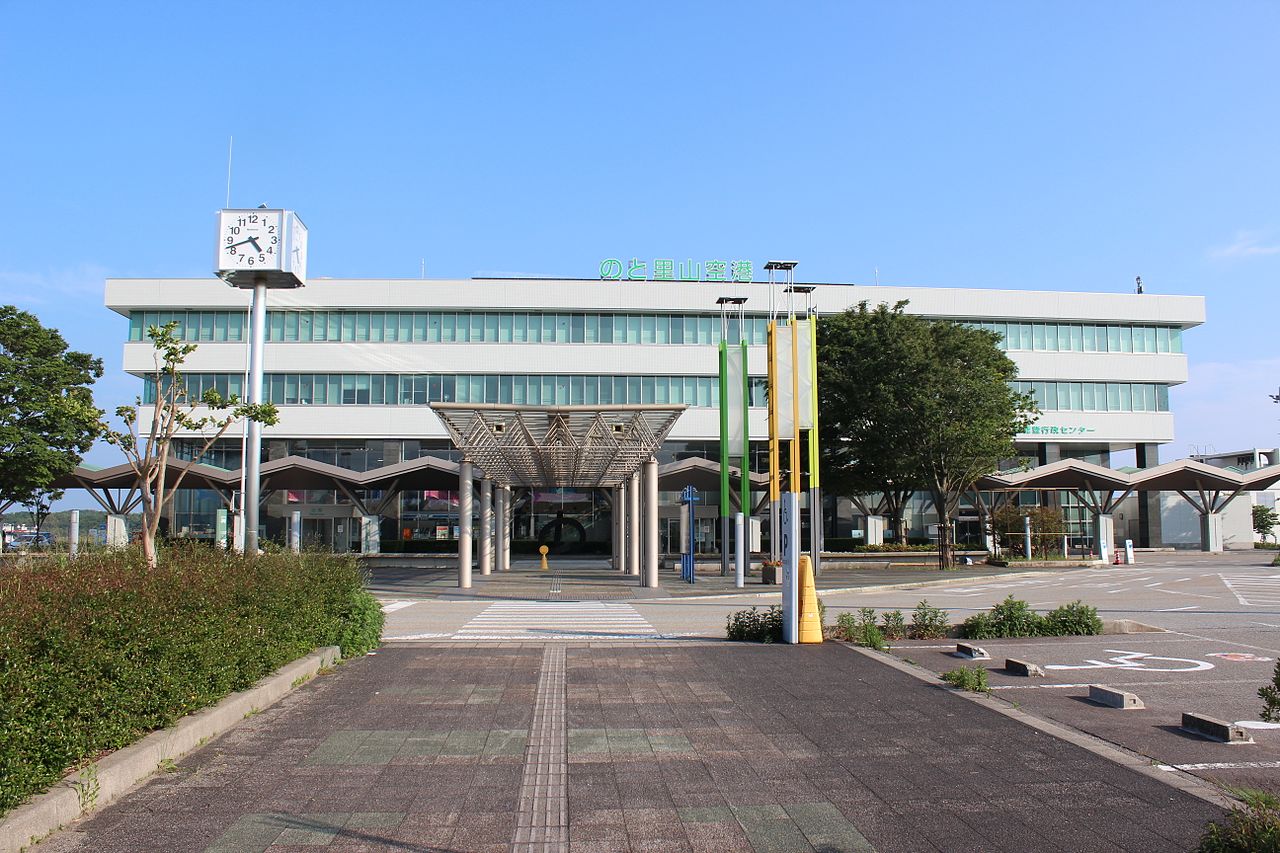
[863,551,1280,796]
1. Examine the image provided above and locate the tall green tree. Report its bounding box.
[104,322,277,568]
[818,302,1036,566]
[0,306,103,512]
[818,302,928,543]
[913,320,1037,566]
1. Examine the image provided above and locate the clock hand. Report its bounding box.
[227,238,252,249]
[247,236,263,252]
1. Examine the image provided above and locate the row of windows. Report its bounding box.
[127,310,1184,353]
[129,310,773,345]
[968,322,1183,354]
[1010,381,1170,412]
[145,373,770,408]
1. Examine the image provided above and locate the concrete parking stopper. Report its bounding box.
[1181,712,1252,743]
[1004,658,1045,677]
[955,642,991,660]
[1088,685,1144,709]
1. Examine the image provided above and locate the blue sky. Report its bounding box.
[1,2,1277,506]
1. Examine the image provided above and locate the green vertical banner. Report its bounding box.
[808,315,820,488]
[718,339,730,518]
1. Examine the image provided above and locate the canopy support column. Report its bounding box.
[644,456,659,589]
[495,484,509,572]
[628,471,641,577]
[458,461,473,588]
[478,478,492,576]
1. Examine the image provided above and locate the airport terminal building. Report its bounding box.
[105,273,1204,552]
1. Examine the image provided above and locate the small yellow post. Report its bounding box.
[797,555,823,644]
[539,544,549,571]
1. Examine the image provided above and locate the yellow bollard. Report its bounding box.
[539,544,549,571]
[797,554,823,644]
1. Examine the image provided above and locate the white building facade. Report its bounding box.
[105,276,1203,551]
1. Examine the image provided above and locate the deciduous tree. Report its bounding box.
[0,306,102,513]
[103,322,277,568]
[817,302,1036,566]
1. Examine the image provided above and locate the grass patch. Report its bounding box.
[1198,788,1280,852]
[0,545,383,816]
[941,665,990,693]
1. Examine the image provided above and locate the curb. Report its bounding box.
[841,643,1236,811]
[645,568,1061,603]
[0,646,341,853]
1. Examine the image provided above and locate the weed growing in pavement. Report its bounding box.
[833,609,887,650]
[910,600,951,639]
[725,606,784,643]
[880,609,906,640]
[157,758,179,773]
[941,665,990,693]
[1197,788,1280,852]
[72,764,99,814]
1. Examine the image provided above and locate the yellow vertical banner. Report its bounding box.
[789,317,801,494]
[767,321,779,502]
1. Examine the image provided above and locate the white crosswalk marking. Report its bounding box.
[454,601,659,640]
[1220,575,1280,607]
[380,600,417,613]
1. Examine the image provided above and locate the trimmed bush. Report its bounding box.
[962,595,1045,638]
[960,596,1103,639]
[0,546,382,816]
[910,600,951,639]
[1045,601,1103,636]
[1198,789,1280,852]
[726,606,783,642]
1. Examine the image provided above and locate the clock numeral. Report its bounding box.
[247,257,255,266]
[268,225,276,234]
[258,254,266,263]
[270,235,278,244]
[248,214,259,224]
[228,226,240,235]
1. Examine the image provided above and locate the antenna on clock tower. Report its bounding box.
[225,136,233,208]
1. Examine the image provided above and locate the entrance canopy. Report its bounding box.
[430,403,685,488]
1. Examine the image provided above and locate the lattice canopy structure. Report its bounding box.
[430,403,686,488]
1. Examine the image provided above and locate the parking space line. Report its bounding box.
[1155,605,1200,612]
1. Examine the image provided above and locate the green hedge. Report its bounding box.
[0,546,383,816]
[961,596,1102,639]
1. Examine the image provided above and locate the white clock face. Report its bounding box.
[219,210,283,271]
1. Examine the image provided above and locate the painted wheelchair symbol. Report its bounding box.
[1044,649,1215,673]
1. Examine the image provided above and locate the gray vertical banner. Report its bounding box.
[780,492,800,644]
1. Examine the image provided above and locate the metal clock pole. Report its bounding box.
[243,276,268,553]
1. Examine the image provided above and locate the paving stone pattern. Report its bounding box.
[44,643,1224,852]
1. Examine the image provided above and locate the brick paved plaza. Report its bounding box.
[42,641,1225,852]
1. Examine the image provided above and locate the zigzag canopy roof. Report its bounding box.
[430,403,686,488]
